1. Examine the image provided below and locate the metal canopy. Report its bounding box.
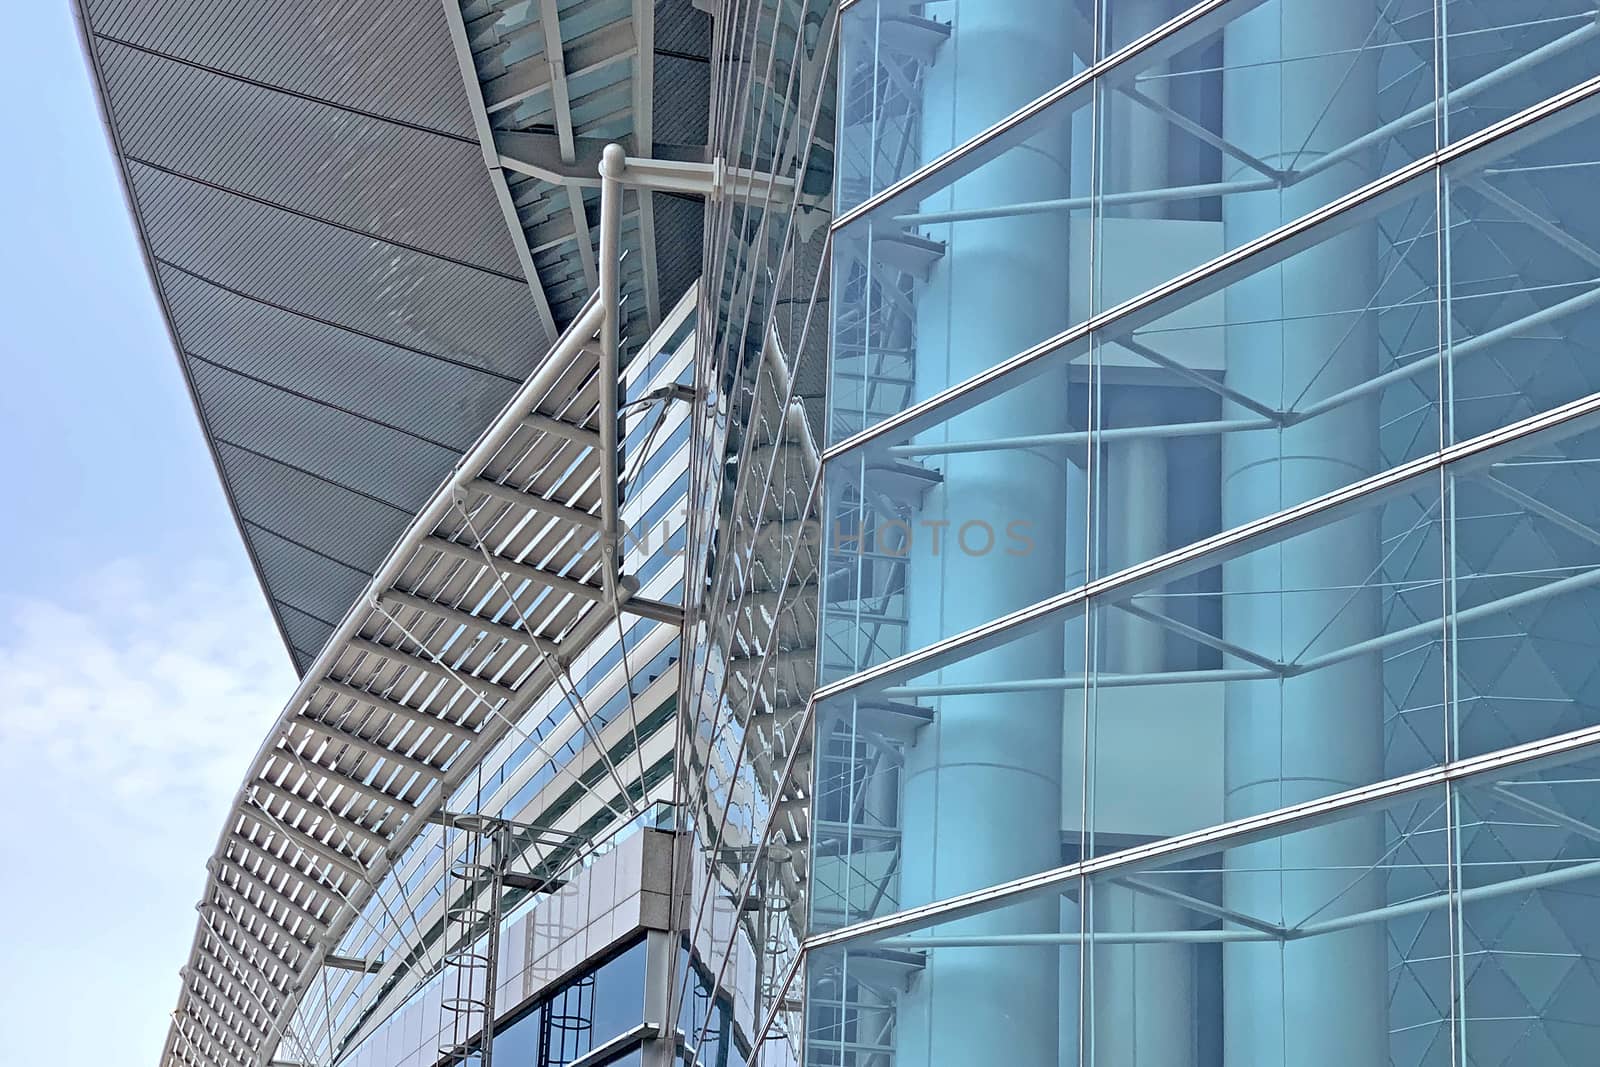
[154,295,680,1067]
[75,0,710,673]
[444,0,710,365]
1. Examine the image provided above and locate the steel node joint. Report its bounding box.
[602,146,797,206]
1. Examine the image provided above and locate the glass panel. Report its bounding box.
[824,170,1450,680]
[1085,785,1452,1066]
[1453,744,1600,1065]
[1095,0,1437,313]
[835,0,1094,214]
[679,951,738,1067]
[1448,422,1600,761]
[1087,463,1446,856]
[1091,169,1443,580]
[811,602,1090,933]
[1444,108,1600,443]
[806,892,1086,1067]
[820,360,1091,679]
[805,782,1452,1067]
[492,1003,544,1066]
[827,84,1095,445]
[1442,0,1600,144]
[1102,0,1207,55]
[541,938,648,1062]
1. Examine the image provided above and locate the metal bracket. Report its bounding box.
[602,150,800,207]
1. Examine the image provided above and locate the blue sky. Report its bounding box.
[0,5,297,1064]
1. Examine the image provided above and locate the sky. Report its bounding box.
[0,5,298,1065]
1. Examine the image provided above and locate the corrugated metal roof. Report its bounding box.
[80,0,712,676]
[79,0,556,674]
[84,0,479,137]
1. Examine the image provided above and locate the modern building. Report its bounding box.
[79,0,1600,1064]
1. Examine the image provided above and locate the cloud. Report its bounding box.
[0,555,299,1067]
[0,556,296,816]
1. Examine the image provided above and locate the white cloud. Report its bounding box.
[0,555,301,1067]
[0,556,296,815]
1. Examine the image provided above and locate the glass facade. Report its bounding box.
[805,0,1600,1064]
[670,0,835,1059]
[273,299,699,1067]
[492,939,649,1067]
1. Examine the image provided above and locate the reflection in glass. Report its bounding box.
[1442,0,1600,144]
[1095,0,1435,311]
[1449,423,1600,759]
[812,605,1088,938]
[1454,749,1600,1064]
[1445,110,1600,444]
[818,2,1600,1066]
[1085,787,1450,1066]
[836,0,1093,213]
[1088,465,1446,858]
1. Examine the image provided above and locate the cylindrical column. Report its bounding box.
[1101,390,1171,672]
[1220,3,1386,1064]
[1092,0,1197,1051]
[894,2,1075,1064]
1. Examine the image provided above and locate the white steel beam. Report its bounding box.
[539,0,578,163]
[439,0,561,340]
[285,719,443,790]
[223,834,337,913]
[184,990,267,1052]
[248,784,391,858]
[520,409,601,449]
[470,476,604,531]
[208,877,316,956]
[631,0,661,326]
[198,926,291,1003]
[182,967,271,1042]
[376,588,558,656]
[210,857,331,935]
[344,634,521,708]
[310,676,458,737]
[238,801,370,885]
[174,1016,250,1067]
[198,900,304,977]
[427,534,610,606]
[264,752,417,822]
[482,20,637,114]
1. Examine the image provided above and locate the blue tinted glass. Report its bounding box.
[1453,747,1600,1065]
[1448,423,1600,759]
[493,1004,544,1066]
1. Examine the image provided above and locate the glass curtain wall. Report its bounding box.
[673,0,836,1059]
[812,0,1600,1064]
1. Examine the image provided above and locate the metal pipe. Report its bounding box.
[881,929,1279,948]
[885,668,1277,700]
[893,177,1276,227]
[1291,281,1600,423]
[376,589,558,657]
[1291,15,1600,186]
[1295,855,1600,938]
[886,418,1274,458]
[1294,563,1600,674]
[599,143,626,602]
[875,855,1600,950]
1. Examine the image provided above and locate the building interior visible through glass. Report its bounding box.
[90,0,1600,1059]
[820,0,1600,1063]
